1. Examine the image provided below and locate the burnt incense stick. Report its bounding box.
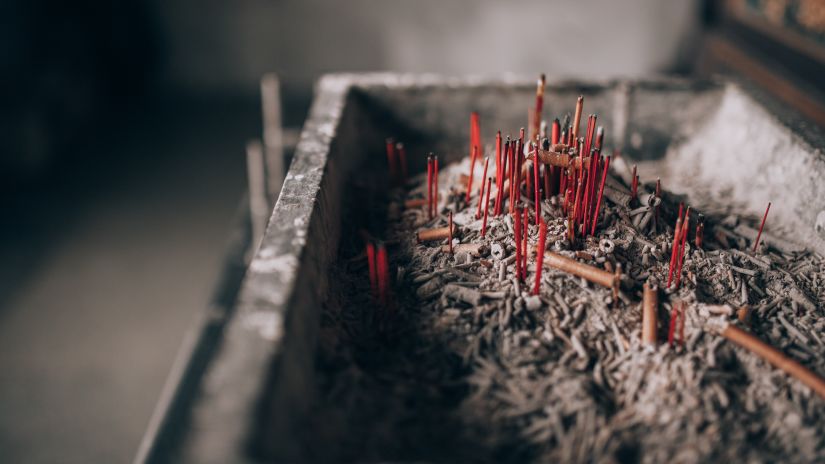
[753,202,771,252]
[719,323,825,399]
[572,96,583,142]
[642,282,658,345]
[396,142,407,185]
[695,214,705,249]
[543,251,619,293]
[417,225,455,242]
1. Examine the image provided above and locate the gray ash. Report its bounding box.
[298,151,824,462]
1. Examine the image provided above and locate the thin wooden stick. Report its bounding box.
[721,324,825,399]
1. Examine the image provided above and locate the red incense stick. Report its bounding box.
[675,206,691,289]
[366,242,377,300]
[534,219,547,295]
[386,138,396,184]
[481,177,492,237]
[514,208,523,281]
[551,118,560,145]
[376,243,388,307]
[522,207,529,279]
[753,202,771,252]
[533,74,545,140]
[448,210,454,254]
[466,146,478,203]
[433,155,439,217]
[667,213,683,289]
[476,157,490,219]
[630,164,638,199]
[426,155,433,219]
[590,156,611,235]
[533,145,541,224]
[396,142,407,186]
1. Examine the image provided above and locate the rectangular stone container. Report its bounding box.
[141,73,825,463]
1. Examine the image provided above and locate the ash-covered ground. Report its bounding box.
[299,153,825,463]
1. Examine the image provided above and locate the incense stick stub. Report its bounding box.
[417,225,456,243]
[543,251,619,292]
[720,324,825,400]
[642,283,658,345]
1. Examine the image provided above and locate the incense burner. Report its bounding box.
[141,74,825,463]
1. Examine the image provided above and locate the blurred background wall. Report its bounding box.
[0,1,705,462]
